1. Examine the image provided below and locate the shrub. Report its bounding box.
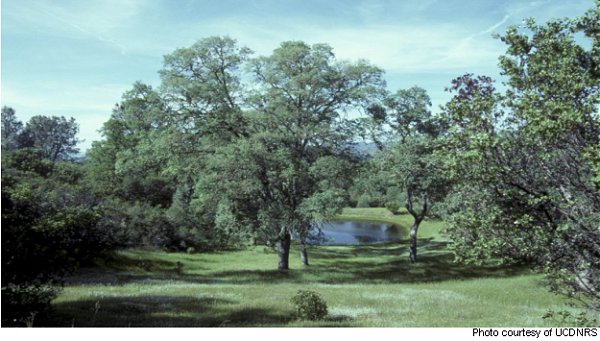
[385,201,400,215]
[1,283,60,326]
[290,290,328,321]
[356,194,371,208]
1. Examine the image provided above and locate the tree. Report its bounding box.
[85,83,182,249]
[159,35,252,143]
[442,6,599,312]
[18,115,80,163]
[1,106,23,151]
[199,41,385,269]
[86,37,255,251]
[367,86,449,263]
[158,37,258,250]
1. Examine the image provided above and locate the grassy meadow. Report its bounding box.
[37,208,580,327]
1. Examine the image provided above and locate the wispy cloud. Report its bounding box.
[3,0,147,54]
[434,13,511,71]
[191,16,503,75]
[42,9,129,55]
[479,14,511,36]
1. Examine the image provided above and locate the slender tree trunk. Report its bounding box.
[405,189,427,264]
[409,220,421,263]
[300,241,309,266]
[276,231,291,270]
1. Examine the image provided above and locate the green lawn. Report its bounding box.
[38,208,581,327]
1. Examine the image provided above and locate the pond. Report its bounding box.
[308,220,407,245]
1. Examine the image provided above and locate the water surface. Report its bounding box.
[313,220,406,245]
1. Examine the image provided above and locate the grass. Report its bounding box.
[36,208,582,327]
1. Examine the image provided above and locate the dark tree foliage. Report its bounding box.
[84,83,182,249]
[1,150,109,326]
[0,110,120,325]
[17,115,80,163]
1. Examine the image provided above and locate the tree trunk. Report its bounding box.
[409,220,421,263]
[405,189,427,264]
[300,241,309,266]
[276,231,291,270]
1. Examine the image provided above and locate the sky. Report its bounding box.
[1,0,595,152]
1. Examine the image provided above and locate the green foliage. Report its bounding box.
[385,186,402,204]
[160,36,251,141]
[17,115,80,162]
[1,145,110,325]
[363,86,451,262]
[86,82,175,205]
[543,310,598,327]
[441,6,599,312]
[385,201,400,215]
[1,283,59,326]
[2,148,53,177]
[195,39,386,268]
[348,161,389,207]
[356,194,372,208]
[290,290,328,321]
[97,199,176,249]
[214,200,252,248]
[1,106,23,151]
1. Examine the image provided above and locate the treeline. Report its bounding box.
[2,5,598,325]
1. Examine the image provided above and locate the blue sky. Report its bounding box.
[1,0,595,151]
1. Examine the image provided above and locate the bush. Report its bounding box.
[290,290,328,321]
[356,194,371,208]
[385,201,400,215]
[1,283,60,326]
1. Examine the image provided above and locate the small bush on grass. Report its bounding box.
[290,290,328,321]
[385,201,400,215]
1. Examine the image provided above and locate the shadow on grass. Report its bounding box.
[37,241,531,327]
[199,255,528,285]
[306,239,529,284]
[65,239,531,287]
[37,295,296,327]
